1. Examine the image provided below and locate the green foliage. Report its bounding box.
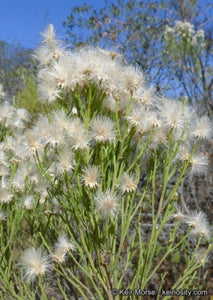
[1,80,212,298]
[163,19,213,112]
[15,77,53,116]
[0,41,35,99]
[171,251,181,263]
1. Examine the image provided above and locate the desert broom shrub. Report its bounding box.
[0,24,212,299]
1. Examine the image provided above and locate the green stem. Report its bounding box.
[38,276,48,300]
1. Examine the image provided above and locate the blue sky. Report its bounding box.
[0,0,103,48]
[0,0,211,49]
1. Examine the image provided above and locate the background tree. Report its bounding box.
[15,76,52,117]
[63,0,168,86]
[0,41,35,101]
[63,0,213,113]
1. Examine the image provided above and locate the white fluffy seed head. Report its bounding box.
[25,129,43,155]
[0,211,7,221]
[103,95,117,112]
[175,144,192,162]
[0,188,13,204]
[41,24,56,45]
[67,118,85,137]
[71,130,90,151]
[52,247,67,263]
[189,153,208,175]
[0,165,10,177]
[127,106,160,134]
[95,190,119,217]
[55,234,76,252]
[52,234,76,263]
[12,170,26,192]
[0,102,14,124]
[19,248,52,282]
[192,116,212,141]
[45,123,65,147]
[133,86,156,106]
[127,107,144,128]
[52,109,71,131]
[194,248,208,264]
[81,166,100,188]
[119,65,144,93]
[54,147,75,175]
[0,151,9,167]
[184,211,211,241]
[23,195,34,210]
[120,172,137,193]
[170,206,186,221]
[159,99,191,130]
[149,126,168,148]
[90,116,116,143]
[0,178,13,203]
[16,108,30,122]
[34,115,51,142]
[38,76,61,103]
